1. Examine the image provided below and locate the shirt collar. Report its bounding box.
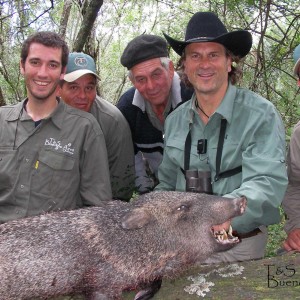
[5,98,65,129]
[132,72,183,112]
[49,98,65,129]
[4,101,24,121]
[215,82,236,124]
[189,82,236,124]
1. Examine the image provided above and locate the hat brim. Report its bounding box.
[163,31,252,58]
[293,58,300,77]
[63,70,101,82]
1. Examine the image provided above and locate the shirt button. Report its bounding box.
[25,158,29,163]
[20,185,24,189]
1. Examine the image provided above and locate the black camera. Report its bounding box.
[197,139,207,154]
[185,170,213,194]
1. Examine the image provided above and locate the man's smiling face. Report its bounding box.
[20,42,64,102]
[183,42,231,98]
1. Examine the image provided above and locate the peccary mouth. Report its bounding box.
[211,225,239,244]
[211,196,247,244]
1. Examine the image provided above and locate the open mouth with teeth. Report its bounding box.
[211,224,239,244]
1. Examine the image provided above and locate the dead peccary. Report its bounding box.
[0,191,246,300]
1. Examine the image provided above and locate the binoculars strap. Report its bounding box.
[182,118,242,181]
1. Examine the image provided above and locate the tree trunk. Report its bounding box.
[58,0,73,39]
[72,0,104,52]
[0,87,6,106]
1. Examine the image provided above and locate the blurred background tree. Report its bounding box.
[0,0,299,137]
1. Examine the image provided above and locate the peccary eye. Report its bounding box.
[177,205,189,212]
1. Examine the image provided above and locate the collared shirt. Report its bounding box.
[156,83,288,233]
[90,95,135,201]
[0,99,112,223]
[282,120,300,233]
[144,96,171,131]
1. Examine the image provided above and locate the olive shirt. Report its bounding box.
[282,120,300,233]
[90,95,135,201]
[156,83,288,233]
[0,98,112,223]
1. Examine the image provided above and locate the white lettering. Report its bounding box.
[63,143,75,155]
[44,138,75,155]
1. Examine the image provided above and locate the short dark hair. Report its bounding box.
[20,31,69,68]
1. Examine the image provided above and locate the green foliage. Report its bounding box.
[266,207,287,257]
[97,1,300,136]
[1,0,300,123]
[0,0,59,103]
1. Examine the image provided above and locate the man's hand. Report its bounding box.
[283,228,300,251]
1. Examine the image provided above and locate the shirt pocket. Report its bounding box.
[166,136,207,170]
[165,138,185,167]
[219,136,242,172]
[0,149,18,194]
[32,148,75,197]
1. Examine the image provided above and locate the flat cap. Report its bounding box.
[121,34,168,70]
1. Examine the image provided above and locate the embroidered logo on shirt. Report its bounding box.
[45,138,75,155]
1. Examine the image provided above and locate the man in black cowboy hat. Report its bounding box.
[156,12,288,263]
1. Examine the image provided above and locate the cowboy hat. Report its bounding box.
[163,12,252,58]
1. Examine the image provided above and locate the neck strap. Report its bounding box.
[215,118,227,181]
[183,118,242,181]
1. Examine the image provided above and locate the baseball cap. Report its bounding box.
[63,52,100,82]
[293,44,300,77]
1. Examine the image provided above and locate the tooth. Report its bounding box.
[228,225,233,236]
[219,230,223,240]
[222,229,228,240]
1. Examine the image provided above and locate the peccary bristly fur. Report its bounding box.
[0,191,246,300]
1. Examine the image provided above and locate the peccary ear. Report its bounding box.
[121,208,154,230]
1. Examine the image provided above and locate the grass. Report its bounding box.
[265,207,287,257]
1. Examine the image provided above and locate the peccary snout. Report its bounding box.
[0,191,246,300]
